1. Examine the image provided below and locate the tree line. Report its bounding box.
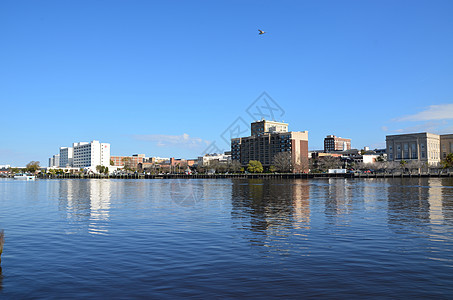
[5,153,453,175]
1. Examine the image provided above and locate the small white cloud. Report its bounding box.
[391,121,452,134]
[397,104,453,122]
[132,133,210,148]
[381,126,388,132]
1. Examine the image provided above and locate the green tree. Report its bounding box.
[96,165,106,174]
[10,167,20,174]
[26,161,40,173]
[441,153,453,168]
[269,165,276,173]
[400,160,407,169]
[247,160,263,173]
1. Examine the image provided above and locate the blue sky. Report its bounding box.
[1,0,453,166]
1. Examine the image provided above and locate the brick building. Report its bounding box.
[110,154,146,169]
[231,120,309,172]
[324,135,351,152]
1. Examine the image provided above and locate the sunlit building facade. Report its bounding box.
[440,134,453,160]
[73,140,111,168]
[386,132,440,165]
[324,135,351,152]
[231,120,309,172]
[59,147,74,168]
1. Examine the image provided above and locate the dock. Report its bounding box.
[35,172,453,180]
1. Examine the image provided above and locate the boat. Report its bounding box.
[13,173,36,180]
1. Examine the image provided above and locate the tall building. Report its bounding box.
[231,120,309,172]
[73,140,111,168]
[49,154,60,167]
[59,147,74,168]
[386,132,440,165]
[324,135,351,152]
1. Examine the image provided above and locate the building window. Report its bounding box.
[403,143,409,159]
[396,145,401,159]
[411,144,417,159]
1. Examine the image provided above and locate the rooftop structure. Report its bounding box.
[251,120,288,136]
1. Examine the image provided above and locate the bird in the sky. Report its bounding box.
[258,29,266,35]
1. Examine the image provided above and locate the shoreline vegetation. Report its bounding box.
[4,172,452,180]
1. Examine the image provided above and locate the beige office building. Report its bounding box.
[386,132,440,165]
[440,134,453,160]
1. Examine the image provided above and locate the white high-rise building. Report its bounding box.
[73,140,111,168]
[49,154,60,167]
[59,147,74,167]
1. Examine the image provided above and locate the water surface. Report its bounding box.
[0,178,452,298]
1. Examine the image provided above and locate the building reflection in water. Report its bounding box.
[386,177,453,264]
[324,178,352,223]
[292,182,311,231]
[58,180,112,235]
[0,265,3,291]
[387,177,453,230]
[440,178,453,224]
[320,178,392,224]
[387,178,433,231]
[230,179,310,253]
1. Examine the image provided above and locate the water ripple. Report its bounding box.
[0,178,453,298]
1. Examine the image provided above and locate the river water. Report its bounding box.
[0,178,452,298]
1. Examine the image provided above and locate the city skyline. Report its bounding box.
[1,1,453,166]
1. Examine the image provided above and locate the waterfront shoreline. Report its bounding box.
[13,172,451,180]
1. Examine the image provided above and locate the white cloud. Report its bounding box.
[132,133,210,148]
[397,104,453,122]
[391,121,452,134]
